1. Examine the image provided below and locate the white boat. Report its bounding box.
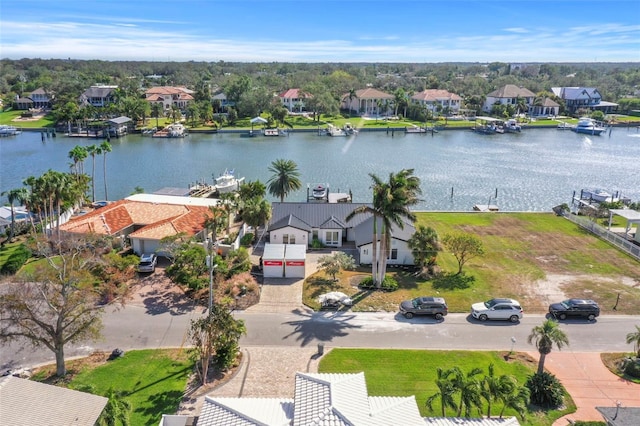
[472,117,504,135]
[263,128,287,136]
[326,124,346,137]
[572,117,605,136]
[557,122,572,130]
[503,119,522,133]
[0,125,22,136]
[342,123,358,135]
[311,184,327,200]
[152,123,187,138]
[214,169,245,194]
[405,124,426,133]
[581,188,613,203]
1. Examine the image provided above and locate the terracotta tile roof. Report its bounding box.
[145,86,194,96]
[279,88,310,99]
[412,89,462,102]
[61,200,212,240]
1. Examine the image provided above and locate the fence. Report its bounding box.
[563,213,640,261]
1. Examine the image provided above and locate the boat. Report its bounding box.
[405,124,426,133]
[152,123,188,138]
[572,117,605,136]
[0,125,22,136]
[141,126,157,136]
[472,117,504,135]
[503,119,522,133]
[263,128,288,136]
[342,123,358,135]
[311,184,327,200]
[214,169,245,194]
[581,188,613,203]
[326,124,346,137]
[557,122,572,130]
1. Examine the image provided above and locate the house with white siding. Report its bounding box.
[145,86,195,112]
[279,88,309,112]
[411,89,462,115]
[551,87,618,114]
[79,84,118,108]
[341,88,394,117]
[482,85,535,113]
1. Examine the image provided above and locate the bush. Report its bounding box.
[358,275,398,291]
[240,233,253,247]
[624,359,640,378]
[526,372,565,408]
[0,244,32,274]
[310,238,324,249]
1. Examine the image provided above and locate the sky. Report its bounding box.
[1,0,639,63]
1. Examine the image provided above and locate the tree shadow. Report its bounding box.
[283,309,362,347]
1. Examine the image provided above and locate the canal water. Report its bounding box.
[2,127,640,211]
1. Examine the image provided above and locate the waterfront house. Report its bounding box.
[145,86,195,112]
[341,88,394,117]
[551,87,618,114]
[79,84,118,108]
[59,194,218,256]
[411,89,462,115]
[528,97,560,118]
[279,88,310,112]
[211,92,234,112]
[354,216,415,266]
[483,84,535,113]
[13,87,54,110]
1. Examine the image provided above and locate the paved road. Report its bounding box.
[2,303,638,371]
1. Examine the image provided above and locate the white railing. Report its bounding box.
[563,213,640,260]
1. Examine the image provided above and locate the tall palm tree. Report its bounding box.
[449,366,483,417]
[1,188,28,243]
[87,144,99,202]
[266,159,302,202]
[527,318,570,374]
[100,141,112,200]
[626,325,640,358]
[426,367,457,417]
[498,383,529,420]
[347,88,358,116]
[68,145,88,176]
[151,102,162,128]
[480,363,502,418]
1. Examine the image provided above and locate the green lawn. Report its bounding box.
[319,348,574,425]
[0,110,55,128]
[32,349,193,426]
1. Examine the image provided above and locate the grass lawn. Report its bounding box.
[32,349,193,426]
[303,212,640,314]
[318,348,574,425]
[0,110,55,128]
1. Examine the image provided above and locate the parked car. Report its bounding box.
[399,297,448,320]
[549,298,600,320]
[471,298,523,323]
[137,253,157,273]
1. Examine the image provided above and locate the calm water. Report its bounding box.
[2,128,640,211]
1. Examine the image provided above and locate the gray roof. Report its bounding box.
[0,375,108,426]
[596,406,640,426]
[270,214,312,232]
[353,216,415,247]
[487,84,535,98]
[269,203,372,231]
[107,116,132,125]
[81,86,116,98]
[197,372,425,426]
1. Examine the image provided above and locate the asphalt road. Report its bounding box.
[2,303,638,372]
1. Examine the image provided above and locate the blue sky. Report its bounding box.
[1,0,639,62]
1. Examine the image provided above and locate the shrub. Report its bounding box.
[624,359,640,378]
[240,233,253,246]
[0,244,32,274]
[526,372,565,408]
[311,238,324,249]
[358,275,398,291]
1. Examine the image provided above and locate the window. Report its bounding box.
[289,234,296,244]
[282,234,288,244]
[325,231,339,245]
[388,249,398,260]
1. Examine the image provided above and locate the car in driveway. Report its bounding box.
[471,298,523,323]
[549,298,600,321]
[137,253,157,273]
[399,297,448,320]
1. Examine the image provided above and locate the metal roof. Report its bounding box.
[270,203,372,230]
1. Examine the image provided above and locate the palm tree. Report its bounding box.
[449,366,483,417]
[498,383,529,420]
[151,102,162,128]
[100,141,112,200]
[426,367,457,417]
[626,325,640,358]
[241,197,271,242]
[87,144,99,202]
[481,363,502,418]
[347,88,358,116]
[68,145,88,176]
[407,225,441,274]
[527,318,570,374]
[1,188,28,243]
[266,159,302,202]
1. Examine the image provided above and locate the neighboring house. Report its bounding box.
[528,97,560,118]
[354,216,415,266]
[551,87,618,114]
[0,375,108,426]
[482,84,535,113]
[597,406,640,426]
[341,88,394,116]
[211,92,234,112]
[79,84,118,107]
[165,372,427,426]
[411,89,462,115]
[13,87,54,110]
[106,116,132,136]
[268,202,416,265]
[145,86,195,112]
[60,194,218,255]
[279,88,309,112]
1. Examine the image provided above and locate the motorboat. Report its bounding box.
[152,123,188,138]
[263,128,288,136]
[326,124,346,137]
[405,124,426,133]
[472,117,504,135]
[0,125,21,136]
[214,169,245,194]
[342,123,358,135]
[557,122,572,130]
[503,119,522,133]
[572,117,605,136]
[311,184,327,200]
[581,188,613,203]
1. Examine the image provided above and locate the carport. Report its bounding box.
[262,243,285,278]
[608,209,640,242]
[284,244,306,278]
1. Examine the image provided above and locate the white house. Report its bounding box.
[145,86,195,112]
[341,88,394,117]
[353,216,415,266]
[279,88,309,112]
[411,89,462,115]
[482,84,535,113]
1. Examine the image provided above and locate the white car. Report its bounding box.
[137,253,157,273]
[471,298,523,323]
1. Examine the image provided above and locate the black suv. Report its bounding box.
[399,297,448,320]
[549,299,600,321]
